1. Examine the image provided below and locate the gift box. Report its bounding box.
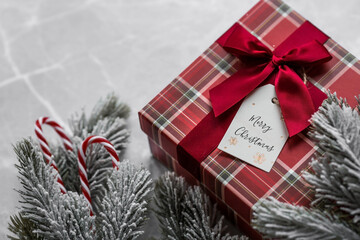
[139,0,360,238]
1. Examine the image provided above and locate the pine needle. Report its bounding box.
[154,172,248,240]
[8,93,151,240]
[252,93,360,239]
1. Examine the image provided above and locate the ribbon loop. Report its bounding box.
[210,23,331,136]
[221,23,272,59]
[280,40,332,66]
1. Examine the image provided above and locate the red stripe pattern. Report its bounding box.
[77,135,119,215]
[35,117,73,194]
[139,0,360,238]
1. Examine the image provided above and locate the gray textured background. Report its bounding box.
[0,0,359,238]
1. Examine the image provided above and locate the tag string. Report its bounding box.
[302,67,308,85]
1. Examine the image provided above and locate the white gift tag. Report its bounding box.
[218,84,288,172]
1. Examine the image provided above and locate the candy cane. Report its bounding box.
[78,135,119,215]
[35,117,73,194]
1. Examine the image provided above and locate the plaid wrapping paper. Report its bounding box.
[139,0,360,238]
[148,137,261,238]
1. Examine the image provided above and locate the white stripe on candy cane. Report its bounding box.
[35,117,73,194]
[77,135,119,215]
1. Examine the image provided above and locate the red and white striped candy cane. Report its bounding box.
[78,135,119,215]
[35,117,73,194]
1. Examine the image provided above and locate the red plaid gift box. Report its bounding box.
[139,0,360,238]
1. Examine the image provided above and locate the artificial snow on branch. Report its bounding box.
[154,172,248,240]
[252,197,359,240]
[56,93,131,213]
[96,161,153,239]
[252,93,360,239]
[9,139,95,240]
[305,94,360,223]
[8,213,43,240]
[8,94,152,240]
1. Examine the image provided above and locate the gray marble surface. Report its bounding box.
[0,0,359,238]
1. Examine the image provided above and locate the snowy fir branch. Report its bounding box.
[9,94,153,239]
[8,213,43,240]
[96,161,153,239]
[9,139,95,240]
[305,93,360,223]
[252,93,360,239]
[154,172,187,239]
[55,93,131,213]
[252,197,359,240]
[154,172,248,240]
[70,93,130,137]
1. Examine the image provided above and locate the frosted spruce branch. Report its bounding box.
[9,139,94,240]
[55,93,131,213]
[304,93,360,223]
[9,141,152,240]
[252,197,359,240]
[154,172,248,240]
[154,172,187,240]
[8,213,43,240]
[252,93,360,239]
[9,93,152,239]
[96,161,153,240]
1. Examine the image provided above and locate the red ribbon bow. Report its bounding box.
[209,24,332,137]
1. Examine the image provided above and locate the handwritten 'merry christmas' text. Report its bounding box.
[234,115,274,152]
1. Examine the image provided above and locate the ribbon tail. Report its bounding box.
[210,63,274,117]
[275,66,316,137]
